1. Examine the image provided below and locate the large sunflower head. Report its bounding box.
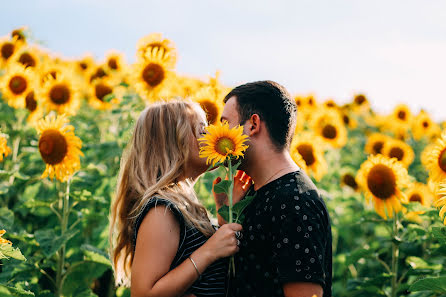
[35,113,84,182]
[310,108,347,148]
[356,154,410,219]
[192,86,223,125]
[38,72,81,116]
[290,132,327,181]
[136,33,177,68]
[423,130,446,182]
[382,138,415,168]
[131,50,173,103]
[0,131,11,162]
[0,62,35,109]
[198,121,249,166]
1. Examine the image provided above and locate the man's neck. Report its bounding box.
[246,151,299,191]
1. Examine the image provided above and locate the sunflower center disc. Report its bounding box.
[322,124,337,139]
[200,100,219,125]
[422,121,429,128]
[409,193,422,203]
[19,52,36,67]
[366,164,396,199]
[108,58,118,70]
[397,110,406,120]
[439,149,446,173]
[90,68,107,82]
[95,83,113,101]
[50,84,71,105]
[79,62,88,70]
[297,144,315,166]
[1,43,14,60]
[342,174,357,189]
[25,91,37,112]
[343,115,350,125]
[38,129,68,165]
[142,63,165,87]
[372,141,384,154]
[215,137,235,155]
[389,147,404,161]
[355,95,365,105]
[9,75,27,95]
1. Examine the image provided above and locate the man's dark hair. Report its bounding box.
[224,80,297,150]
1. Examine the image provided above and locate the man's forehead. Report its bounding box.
[221,96,238,121]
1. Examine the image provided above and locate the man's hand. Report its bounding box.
[213,170,253,225]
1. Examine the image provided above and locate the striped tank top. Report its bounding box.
[133,197,229,297]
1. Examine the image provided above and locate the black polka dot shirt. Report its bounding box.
[229,169,332,297]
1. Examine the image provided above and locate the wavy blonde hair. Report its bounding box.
[109,100,216,287]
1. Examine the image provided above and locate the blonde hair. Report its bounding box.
[108,99,215,287]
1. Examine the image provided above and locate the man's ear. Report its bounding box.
[249,114,261,136]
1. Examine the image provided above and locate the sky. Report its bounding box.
[2,0,445,121]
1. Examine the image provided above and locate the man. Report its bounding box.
[213,81,332,297]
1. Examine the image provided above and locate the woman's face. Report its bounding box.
[185,111,209,178]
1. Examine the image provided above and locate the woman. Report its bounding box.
[109,100,251,297]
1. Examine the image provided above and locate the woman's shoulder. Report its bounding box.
[133,197,185,247]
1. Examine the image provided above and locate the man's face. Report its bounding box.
[220,96,241,129]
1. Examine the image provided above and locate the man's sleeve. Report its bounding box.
[271,189,329,287]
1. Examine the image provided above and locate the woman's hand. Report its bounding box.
[213,170,253,210]
[196,223,243,262]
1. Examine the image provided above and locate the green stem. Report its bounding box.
[227,157,236,276]
[390,211,399,297]
[55,178,71,296]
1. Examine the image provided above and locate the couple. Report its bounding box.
[109,81,332,297]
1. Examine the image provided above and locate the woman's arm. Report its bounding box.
[131,205,242,297]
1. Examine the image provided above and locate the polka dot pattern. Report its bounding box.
[230,170,332,297]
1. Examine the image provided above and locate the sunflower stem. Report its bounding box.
[55,178,71,297]
[390,211,399,297]
[227,156,236,277]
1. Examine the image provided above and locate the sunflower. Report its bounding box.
[341,171,359,191]
[88,78,122,110]
[192,86,223,125]
[131,49,174,103]
[383,104,412,139]
[104,50,127,74]
[35,113,83,182]
[340,109,357,129]
[435,181,446,225]
[24,90,44,125]
[290,146,308,173]
[0,132,11,162]
[382,138,415,168]
[11,26,28,43]
[290,132,327,181]
[0,230,12,245]
[412,110,441,141]
[423,130,446,182]
[365,133,390,155]
[351,93,371,115]
[198,121,249,166]
[405,182,434,207]
[0,62,35,109]
[38,72,81,115]
[10,45,42,69]
[323,99,338,109]
[310,108,347,148]
[356,154,410,219]
[136,33,177,68]
[0,36,23,68]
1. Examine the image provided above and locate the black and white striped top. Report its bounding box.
[133,197,229,297]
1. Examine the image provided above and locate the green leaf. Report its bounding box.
[233,193,257,223]
[0,208,14,229]
[406,256,442,270]
[217,205,230,222]
[34,228,79,258]
[81,244,111,267]
[345,246,377,265]
[0,284,34,296]
[431,227,446,245]
[213,180,232,195]
[409,276,446,293]
[62,261,109,296]
[0,244,26,261]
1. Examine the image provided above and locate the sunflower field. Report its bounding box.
[0,27,446,297]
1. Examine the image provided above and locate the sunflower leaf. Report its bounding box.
[213,180,232,195]
[409,276,446,293]
[34,228,79,258]
[233,193,257,223]
[0,244,26,261]
[406,256,442,270]
[431,227,446,245]
[217,205,230,222]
